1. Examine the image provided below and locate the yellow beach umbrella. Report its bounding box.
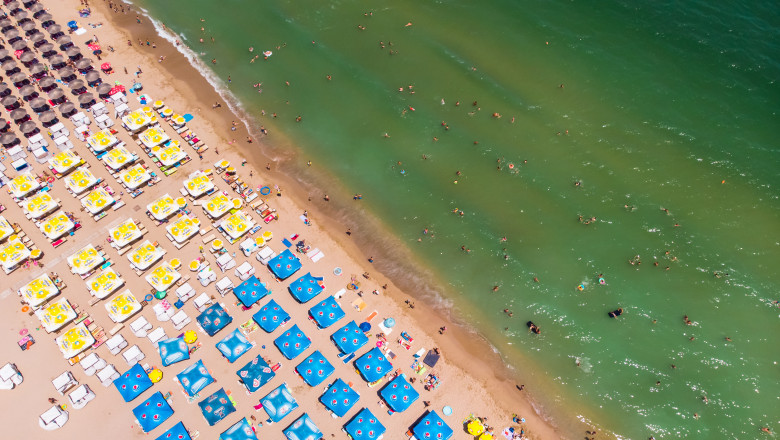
[255,237,265,247]
[170,258,181,269]
[479,433,493,440]
[467,419,485,436]
[211,239,223,250]
[262,230,273,241]
[153,100,164,109]
[184,330,198,344]
[189,259,200,271]
[148,369,162,383]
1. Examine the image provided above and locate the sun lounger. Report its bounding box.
[96,364,119,387]
[79,353,107,376]
[171,310,191,330]
[68,384,96,409]
[122,345,145,366]
[193,292,212,312]
[129,316,152,337]
[106,334,128,355]
[52,371,78,395]
[147,327,167,347]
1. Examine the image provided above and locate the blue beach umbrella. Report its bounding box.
[252,299,290,332]
[295,350,334,387]
[283,413,322,440]
[114,363,153,402]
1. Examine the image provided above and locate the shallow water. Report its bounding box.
[132,0,780,437]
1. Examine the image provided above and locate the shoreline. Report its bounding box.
[100,1,574,438]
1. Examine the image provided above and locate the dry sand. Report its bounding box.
[0,1,566,438]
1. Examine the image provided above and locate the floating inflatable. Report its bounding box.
[263,51,273,57]
[608,308,624,318]
[259,186,271,196]
[526,321,541,334]
[598,277,606,285]
[577,284,585,291]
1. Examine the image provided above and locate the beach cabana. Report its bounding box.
[203,193,233,218]
[0,238,31,273]
[147,193,178,221]
[184,171,214,197]
[151,141,186,166]
[55,323,95,359]
[274,324,311,360]
[81,187,115,214]
[287,271,323,301]
[86,267,125,299]
[176,360,214,397]
[24,192,58,219]
[140,126,170,148]
[0,217,12,243]
[216,328,252,363]
[19,273,59,307]
[354,348,392,383]
[198,387,236,426]
[103,145,134,170]
[345,408,385,440]
[113,363,152,402]
[295,350,334,387]
[105,290,142,323]
[331,321,369,354]
[320,378,359,417]
[156,422,191,440]
[122,109,151,133]
[8,172,39,198]
[158,337,190,367]
[109,218,143,248]
[232,275,269,308]
[196,303,233,337]
[236,354,275,393]
[308,296,345,328]
[64,166,98,195]
[261,383,298,423]
[67,244,104,275]
[379,374,419,413]
[35,298,76,332]
[252,299,290,333]
[146,261,181,292]
[120,164,152,189]
[39,211,74,241]
[283,413,322,440]
[412,411,453,440]
[128,240,166,271]
[221,210,255,241]
[269,250,303,280]
[166,214,200,243]
[48,149,82,175]
[87,129,118,152]
[220,418,256,440]
[133,391,174,433]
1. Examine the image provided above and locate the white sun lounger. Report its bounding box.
[147,327,167,347]
[193,292,212,312]
[80,353,107,376]
[122,345,145,366]
[96,364,119,387]
[106,334,128,355]
[68,384,96,409]
[130,316,152,337]
[39,406,69,430]
[171,310,191,330]
[52,371,78,395]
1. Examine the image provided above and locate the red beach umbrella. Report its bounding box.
[109,85,125,95]
[101,62,111,71]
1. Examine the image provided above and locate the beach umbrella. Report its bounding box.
[110,85,125,95]
[38,41,53,55]
[383,318,396,328]
[32,10,46,21]
[100,62,111,72]
[0,49,10,63]
[65,46,81,61]
[59,101,76,116]
[96,82,112,99]
[49,54,66,70]
[31,33,46,48]
[0,83,9,97]
[0,20,11,30]
[0,133,18,147]
[19,84,37,99]
[20,120,37,136]
[21,22,36,33]
[19,51,36,66]
[10,72,29,87]
[85,70,101,86]
[56,35,72,49]
[14,11,29,21]
[30,3,44,15]
[0,118,9,132]
[58,66,76,82]
[67,79,85,94]
[46,24,60,35]
[359,322,371,333]
[39,110,57,126]
[2,95,18,110]
[7,1,21,11]
[10,108,29,123]
[78,93,95,109]
[29,97,47,112]
[75,58,92,72]
[2,60,19,75]
[11,40,28,52]
[47,87,65,104]
[38,76,56,91]
[38,12,52,23]
[28,63,45,78]
[3,28,19,39]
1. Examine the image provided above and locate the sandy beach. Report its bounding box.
[0,1,566,439]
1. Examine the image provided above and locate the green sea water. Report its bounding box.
[132,0,780,438]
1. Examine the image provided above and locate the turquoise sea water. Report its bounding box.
[131,0,780,438]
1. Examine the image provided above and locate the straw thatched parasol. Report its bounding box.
[29,63,46,78]
[39,110,57,126]
[0,83,10,97]
[11,40,28,51]
[96,82,112,99]
[29,97,48,112]
[56,35,71,49]
[49,54,66,69]
[67,79,85,92]
[78,93,95,108]
[10,72,28,86]
[75,58,92,71]
[14,11,29,21]
[46,24,61,35]
[0,118,9,132]
[58,67,76,82]
[19,51,36,65]
[3,28,19,39]
[85,70,101,86]
[0,133,19,147]
[58,101,75,116]
[31,32,46,46]
[38,76,56,91]
[65,46,81,60]
[47,87,64,101]
[21,21,36,32]
[19,84,36,99]
[20,120,37,135]
[2,60,19,75]
[10,108,29,123]
[1,95,18,109]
